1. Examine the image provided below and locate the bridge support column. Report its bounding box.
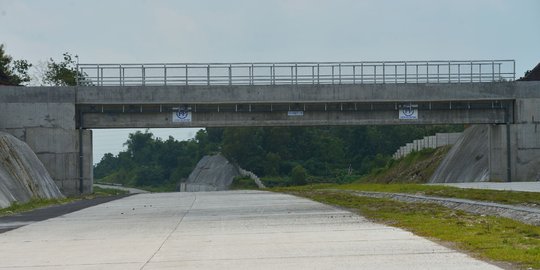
[24,128,93,195]
[489,98,540,182]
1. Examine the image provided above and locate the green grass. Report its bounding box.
[0,186,129,217]
[92,186,129,196]
[359,147,450,184]
[291,183,540,207]
[0,197,75,217]
[275,187,540,269]
[230,176,260,190]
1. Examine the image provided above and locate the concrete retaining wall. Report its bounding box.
[0,87,92,195]
[393,132,462,159]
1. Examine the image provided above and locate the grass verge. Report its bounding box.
[275,187,540,269]
[0,186,128,217]
[296,183,540,207]
[91,186,130,197]
[0,197,75,217]
[230,176,260,190]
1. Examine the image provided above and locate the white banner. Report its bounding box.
[172,110,192,122]
[399,107,418,120]
[287,111,304,116]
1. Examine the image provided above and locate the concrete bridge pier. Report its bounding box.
[489,98,540,182]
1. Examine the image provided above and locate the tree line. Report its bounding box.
[0,43,80,86]
[94,125,462,190]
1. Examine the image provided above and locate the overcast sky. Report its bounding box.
[1,0,539,163]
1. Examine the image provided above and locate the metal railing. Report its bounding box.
[76,60,515,86]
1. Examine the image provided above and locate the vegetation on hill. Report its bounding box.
[0,44,32,85]
[358,146,450,184]
[94,125,462,190]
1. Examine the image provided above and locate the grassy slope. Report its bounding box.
[361,147,450,184]
[329,183,540,206]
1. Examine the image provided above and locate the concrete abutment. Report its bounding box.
[0,87,93,196]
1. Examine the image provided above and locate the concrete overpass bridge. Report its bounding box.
[1,60,539,196]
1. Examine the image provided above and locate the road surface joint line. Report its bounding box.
[139,193,197,270]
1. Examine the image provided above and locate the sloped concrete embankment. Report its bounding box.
[0,132,64,208]
[183,154,264,192]
[183,154,240,192]
[430,125,489,183]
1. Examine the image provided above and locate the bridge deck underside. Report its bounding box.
[79,100,509,128]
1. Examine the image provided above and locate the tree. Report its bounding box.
[43,52,81,86]
[0,44,32,85]
[291,165,307,185]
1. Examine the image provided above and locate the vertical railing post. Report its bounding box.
[331,65,335,84]
[338,63,342,84]
[164,64,167,86]
[360,62,363,84]
[311,66,315,84]
[270,65,273,85]
[448,61,451,83]
[290,66,294,84]
[142,65,145,86]
[97,65,101,86]
[119,65,122,86]
[394,65,397,83]
[76,63,79,86]
[251,63,255,85]
[470,61,473,83]
[207,64,210,86]
[458,64,461,83]
[373,65,376,84]
[185,64,188,85]
[353,65,356,84]
[437,64,440,83]
[317,63,320,84]
[512,60,515,81]
[272,64,276,85]
[416,64,419,83]
[492,61,495,82]
[295,63,298,85]
[382,62,385,83]
[229,64,232,86]
[479,64,482,82]
[426,62,429,83]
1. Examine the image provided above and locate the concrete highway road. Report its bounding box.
[0,191,501,269]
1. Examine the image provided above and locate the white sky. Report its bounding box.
[1,0,539,164]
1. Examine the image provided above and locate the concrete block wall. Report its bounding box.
[488,98,540,181]
[24,128,93,194]
[0,87,92,195]
[393,132,462,159]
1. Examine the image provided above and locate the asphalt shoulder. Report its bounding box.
[0,194,131,234]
